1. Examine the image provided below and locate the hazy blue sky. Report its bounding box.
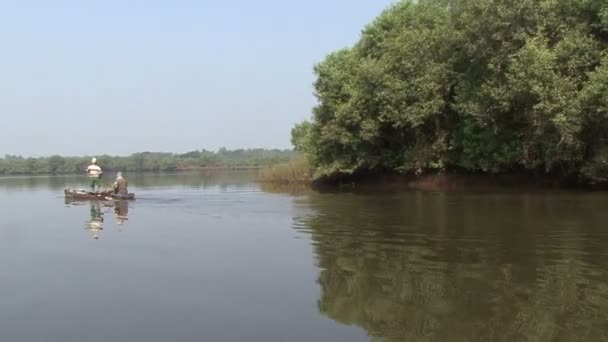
[0,0,395,156]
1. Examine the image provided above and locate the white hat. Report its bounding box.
[92,157,97,164]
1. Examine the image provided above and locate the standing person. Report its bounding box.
[86,157,103,192]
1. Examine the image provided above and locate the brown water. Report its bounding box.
[1,172,607,341]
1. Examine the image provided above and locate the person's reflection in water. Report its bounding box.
[114,200,129,231]
[87,201,104,239]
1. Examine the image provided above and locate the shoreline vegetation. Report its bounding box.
[285,0,608,188]
[257,157,312,185]
[0,148,295,176]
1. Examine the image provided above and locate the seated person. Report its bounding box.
[113,172,129,198]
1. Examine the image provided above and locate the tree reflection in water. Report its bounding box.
[294,190,608,341]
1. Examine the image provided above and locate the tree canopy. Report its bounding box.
[293,0,608,183]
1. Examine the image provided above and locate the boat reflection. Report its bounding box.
[65,198,132,239]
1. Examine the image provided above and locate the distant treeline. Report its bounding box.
[0,148,296,175]
[292,0,608,184]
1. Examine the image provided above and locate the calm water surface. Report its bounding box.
[1,172,607,342]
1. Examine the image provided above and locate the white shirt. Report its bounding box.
[86,164,102,177]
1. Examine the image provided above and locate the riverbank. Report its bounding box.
[309,168,608,193]
[259,162,608,192]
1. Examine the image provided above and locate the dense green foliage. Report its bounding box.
[0,148,295,175]
[293,0,608,183]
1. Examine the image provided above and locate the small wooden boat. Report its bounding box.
[64,189,135,201]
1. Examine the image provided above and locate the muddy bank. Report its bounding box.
[310,170,604,193]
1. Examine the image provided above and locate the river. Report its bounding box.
[0,172,607,341]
